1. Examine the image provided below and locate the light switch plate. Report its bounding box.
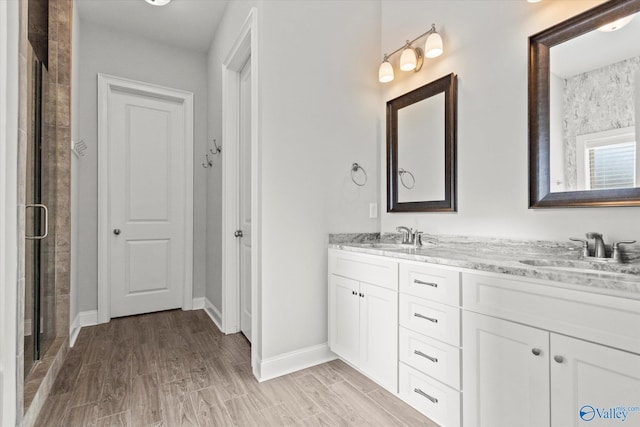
[369,203,378,219]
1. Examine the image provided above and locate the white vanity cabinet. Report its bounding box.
[462,311,551,427]
[398,262,462,427]
[328,247,640,427]
[328,250,399,392]
[462,272,640,427]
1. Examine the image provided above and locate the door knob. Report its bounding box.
[234,230,243,238]
[554,355,564,364]
[531,348,542,356]
[113,229,121,235]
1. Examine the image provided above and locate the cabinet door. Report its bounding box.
[463,311,550,427]
[329,275,360,365]
[551,334,640,426]
[359,282,398,392]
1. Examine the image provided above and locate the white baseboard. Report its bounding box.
[203,298,223,333]
[257,343,337,382]
[69,310,98,347]
[192,297,205,310]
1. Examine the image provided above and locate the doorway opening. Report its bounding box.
[221,8,261,377]
[97,74,194,324]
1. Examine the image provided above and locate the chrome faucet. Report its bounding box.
[570,232,636,263]
[396,226,413,244]
[585,232,606,258]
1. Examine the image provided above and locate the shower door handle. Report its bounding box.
[25,204,49,240]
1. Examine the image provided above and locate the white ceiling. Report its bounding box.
[76,0,229,53]
[551,12,640,78]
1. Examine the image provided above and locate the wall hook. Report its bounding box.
[211,138,222,154]
[202,139,222,168]
[202,153,213,168]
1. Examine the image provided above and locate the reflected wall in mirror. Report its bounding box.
[387,73,457,212]
[530,0,640,207]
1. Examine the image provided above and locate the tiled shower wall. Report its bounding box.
[17,0,72,423]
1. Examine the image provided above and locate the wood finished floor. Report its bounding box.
[34,309,438,426]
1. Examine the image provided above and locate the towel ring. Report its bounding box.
[351,163,367,187]
[398,168,415,189]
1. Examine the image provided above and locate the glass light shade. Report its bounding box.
[400,47,417,71]
[425,32,443,58]
[378,60,394,83]
[598,15,634,32]
[145,0,172,6]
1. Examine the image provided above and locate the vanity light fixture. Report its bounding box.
[378,24,443,83]
[145,0,171,6]
[598,14,635,32]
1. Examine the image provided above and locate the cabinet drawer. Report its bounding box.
[329,250,398,291]
[399,363,461,427]
[462,272,640,354]
[400,327,460,390]
[400,294,460,346]
[400,262,460,306]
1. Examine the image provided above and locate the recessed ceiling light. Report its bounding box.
[145,0,171,6]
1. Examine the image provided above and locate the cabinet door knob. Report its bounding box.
[554,355,564,364]
[113,228,121,235]
[531,348,542,356]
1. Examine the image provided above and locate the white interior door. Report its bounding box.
[107,86,186,318]
[239,59,252,342]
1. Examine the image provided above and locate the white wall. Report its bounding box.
[206,0,380,361]
[259,0,380,359]
[0,0,20,423]
[379,0,640,243]
[75,21,209,312]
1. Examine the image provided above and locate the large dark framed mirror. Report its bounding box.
[529,0,640,208]
[387,73,457,212]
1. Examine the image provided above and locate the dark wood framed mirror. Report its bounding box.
[387,73,457,212]
[529,0,640,208]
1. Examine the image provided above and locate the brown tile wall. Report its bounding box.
[17,0,73,423]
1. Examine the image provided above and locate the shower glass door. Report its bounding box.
[24,43,56,377]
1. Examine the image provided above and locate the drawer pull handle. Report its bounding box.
[414,350,438,363]
[414,388,438,404]
[414,279,438,288]
[414,313,438,323]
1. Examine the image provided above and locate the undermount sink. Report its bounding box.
[355,243,407,250]
[519,259,638,278]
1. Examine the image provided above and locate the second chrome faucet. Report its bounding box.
[570,232,636,262]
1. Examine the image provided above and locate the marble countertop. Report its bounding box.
[329,233,640,300]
